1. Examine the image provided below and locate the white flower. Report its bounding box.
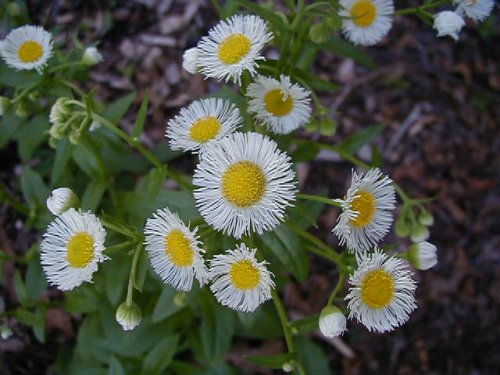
[319,305,347,338]
[332,168,396,255]
[182,47,199,74]
[193,132,296,239]
[0,25,53,73]
[247,74,312,134]
[40,208,107,291]
[339,0,394,46]
[144,207,208,291]
[82,46,103,66]
[46,187,79,215]
[454,0,494,22]
[115,302,142,331]
[345,250,417,333]
[166,98,242,153]
[433,11,465,41]
[196,14,273,84]
[209,244,274,312]
[407,241,438,270]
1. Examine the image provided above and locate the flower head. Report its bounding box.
[46,187,80,215]
[339,0,394,46]
[144,207,208,291]
[433,11,465,41]
[345,250,417,332]
[0,25,53,73]
[40,208,107,291]
[182,47,199,74]
[209,244,274,312]
[454,0,494,22]
[193,132,296,239]
[247,74,312,134]
[319,305,347,338]
[196,14,273,84]
[407,241,438,271]
[166,98,242,153]
[82,46,103,66]
[332,168,396,255]
[115,302,142,331]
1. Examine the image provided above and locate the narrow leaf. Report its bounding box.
[133,91,149,138]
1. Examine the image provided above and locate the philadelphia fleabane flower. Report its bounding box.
[182,47,199,74]
[209,244,274,312]
[196,14,273,84]
[345,250,417,333]
[247,74,312,134]
[433,11,465,41]
[46,187,79,215]
[407,241,438,271]
[332,168,396,255]
[166,98,242,153]
[144,207,208,291]
[40,208,107,291]
[454,0,494,22]
[319,305,347,338]
[193,132,296,239]
[339,0,394,46]
[0,25,53,73]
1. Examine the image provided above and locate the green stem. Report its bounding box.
[0,183,29,216]
[56,79,86,99]
[126,244,143,306]
[49,61,88,74]
[104,240,135,254]
[296,193,342,207]
[327,273,346,306]
[304,244,340,263]
[395,0,449,16]
[210,0,225,17]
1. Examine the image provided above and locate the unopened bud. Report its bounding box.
[319,305,346,338]
[410,224,430,243]
[46,187,79,215]
[115,302,142,331]
[407,241,438,271]
[82,46,103,66]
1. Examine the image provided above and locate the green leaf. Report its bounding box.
[14,307,46,343]
[141,335,180,375]
[289,315,319,335]
[317,37,377,69]
[51,139,74,185]
[65,286,100,314]
[289,65,339,92]
[246,353,297,369]
[309,20,332,44]
[152,285,182,323]
[103,92,136,124]
[14,270,28,306]
[103,252,129,305]
[15,114,49,161]
[234,0,286,30]
[80,177,107,211]
[108,356,125,375]
[371,144,383,167]
[136,167,167,199]
[0,64,42,87]
[337,124,385,155]
[0,112,23,148]
[261,224,309,282]
[20,166,49,210]
[25,247,48,304]
[291,141,320,162]
[132,91,149,138]
[295,337,331,374]
[287,198,325,230]
[72,142,106,178]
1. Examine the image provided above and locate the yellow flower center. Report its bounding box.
[361,269,395,309]
[351,0,377,28]
[222,161,266,208]
[230,259,261,290]
[17,40,44,63]
[264,89,294,116]
[349,190,376,228]
[218,33,252,65]
[189,116,221,143]
[165,229,194,267]
[66,232,94,268]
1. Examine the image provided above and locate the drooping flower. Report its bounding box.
[454,0,494,22]
[82,46,103,66]
[407,241,438,271]
[46,187,80,215]
[319,305,347,338]
[182,47,199,74]
[433,11,465,41]
[115,302,142,331]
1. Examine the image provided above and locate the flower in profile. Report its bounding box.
[144,207,208,291]
[319,305,347,338]
[454,0,494,22]
[115,302,142,331]
[166,98,242,153]
[82,46,103,66]
[182,47,199,74]
[345,250,417,333]
[339,0,394,46]
[193,132,296,239]
[0,25,53,73]
[40,208,107,291]
[46,187,79,215]
[196,14,273,84]
[433,11,465,41]
[332,168,396,254]
[209,244,274,312]
[407,241,438,271]
[247,74,312,134]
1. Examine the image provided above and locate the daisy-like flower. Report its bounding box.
[246,74,312,134]
[345,250,417,333]
[40,208,107,291]
[339,0,394,46]
[454,0,494,22]
[144,207,208,291]
[433,11,465,41]
[209,243,274,312]
[193,132,296,239]
[46,187,79,215]
[319,305,347,338]
[196,14,273,84]
[166,98,242,153]
[332,168,396,255]
[407,241,438,271]
[0,25,53,73]
[182,47,199,74]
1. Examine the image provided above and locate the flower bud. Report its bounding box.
[182,47,199,74]
[319,305,346,338]
[173,292,187,307]
[282,362,294,373]
[0,325,12,340]
[0,96,10,116]
[410,224,430,243]
[418,210,434,226]
[407,241,438,270]
[115,302,142,331]
[433,11,465,41]
[82,46,103,66]
[46,187,80,215]
[395,216,410,237]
